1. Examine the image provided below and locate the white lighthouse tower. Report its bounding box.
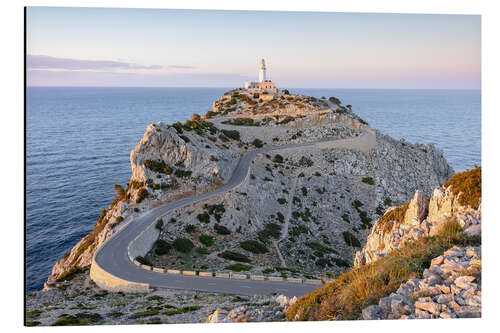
[259,59,266,82]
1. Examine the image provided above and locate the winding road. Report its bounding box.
[91,117,375,298]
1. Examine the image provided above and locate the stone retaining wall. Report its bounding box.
[89,257,150,293]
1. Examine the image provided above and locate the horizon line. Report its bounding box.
[26,85,481,91]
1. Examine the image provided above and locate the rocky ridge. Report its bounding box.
[362,246,481,320]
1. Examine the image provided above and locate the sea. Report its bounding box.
[26,87,481,292]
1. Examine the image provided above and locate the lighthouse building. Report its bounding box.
[246,59,278,93]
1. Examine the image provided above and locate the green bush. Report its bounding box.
[258,223,282,242]
[195,247,210,255]
[135,256,152,266]
[185,224,197,233]
[214,224,231,235]
[154,240,171,255]
[273,154,284,163]
[361,177,375,185]
[179,135,190,143]
[277,198,287,205]
[342,231,361,247]
[199,234,214,247]
[225,263,252,272]
[173,238,194,253]
[252,138,264,148]
[155,218,163,230]
[240,240,268,254]
[277,212,285,223]
[144,159,172,174]
[218,251,251,263]
[341,213,350,223]
[306,241,337,254]
[174,169,192,178]
[197,212,210,224]
[136,188,149,203]
[221,129,241,141]
[443,166,481,208]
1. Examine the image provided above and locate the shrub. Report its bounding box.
[135,256,151,266]
[273,154,284,163]
[162,305,201,316]
[214,224,231,235]
[361,177,375,185]
[341,213,350,223]
[258,223,282,242]
[252,138,264,148]
[113,184,126,199]
[306,241,337,254]
[144,159,172,174]
[136,188,149,203]
[185,224,197,233]
[204,203,225,222]
[286,222,479,321]
[283,89,290,95]
[443,166,481,208]
[225,263,252,272]
[174,169,192,178]
[197,212,210,224]
[199,234,214,247]
[299,156,313,167]
[209,155,218,162]
[172,238,194,253]
[301,187,308,196]
[277,198,287,205]
[51,312,103,326]
[221,129,240,141]
[342,231,361,247]
[195,247,210,255]
[240,240,268,254]
[154,240,171,255]
[377,202,410,233]
[218,251,251,263]
[222,117,261,126]
[155,218,163,230]
[276,211,285,223]
[179,135,190,143]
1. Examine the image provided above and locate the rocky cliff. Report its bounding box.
[354,167,481,267]
[47,90,454,288]
[47,119,239,284]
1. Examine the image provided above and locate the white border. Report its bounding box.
[2,1,498,332]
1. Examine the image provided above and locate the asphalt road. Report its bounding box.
[93,130,371,298]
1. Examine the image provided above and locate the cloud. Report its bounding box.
[167,65,195,70]
[27,69,246,87]
[27,54,162,71]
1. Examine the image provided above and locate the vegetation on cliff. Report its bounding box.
[286,219,480,321]
[443,165,481,208]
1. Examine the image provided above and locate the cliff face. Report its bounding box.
[130,122,239,187]
[47,120,239,284]
[46,91,456,287]
[354,168,481,267]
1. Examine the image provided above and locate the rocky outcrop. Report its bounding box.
[48,120,239,285]
[130,122,238,186]
[362,246,481,320]
[354,184,481,267]
[206,294,296,323]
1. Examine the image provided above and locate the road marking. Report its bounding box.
[207,283,216,285]
[241,286,251,289]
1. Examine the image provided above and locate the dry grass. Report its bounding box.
[443,166,481,209]
[376,202,410,234]
[286,219,479,321]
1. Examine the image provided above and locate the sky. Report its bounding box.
[26,7,481,89]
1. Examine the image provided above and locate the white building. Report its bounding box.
[247,58,277,93]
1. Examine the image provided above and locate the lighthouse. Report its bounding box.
[259,59,266,82]
[245,58,277,93]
